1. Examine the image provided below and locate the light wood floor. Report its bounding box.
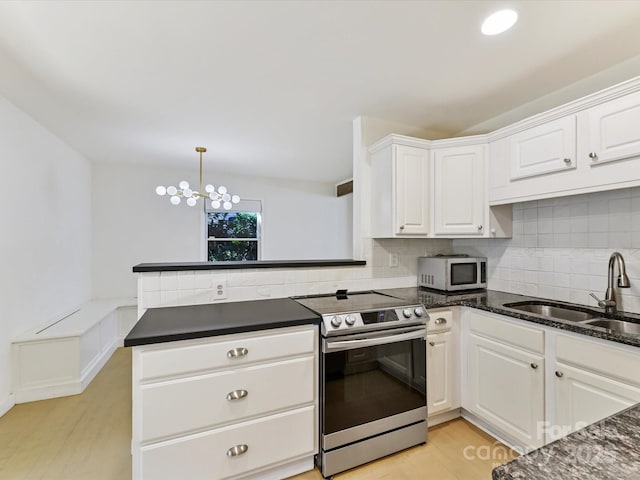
[0,348,515,480]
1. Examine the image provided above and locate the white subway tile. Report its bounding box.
[178,272,195,290]
[142,273,161,292]
[160,273,179,291]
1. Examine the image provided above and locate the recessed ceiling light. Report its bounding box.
[481,9,518,36]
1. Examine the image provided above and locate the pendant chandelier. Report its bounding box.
[155,147,240,209]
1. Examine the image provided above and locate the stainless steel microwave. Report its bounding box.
[418,255,487,291]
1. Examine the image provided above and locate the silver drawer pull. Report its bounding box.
[434,318,447,325]
[227,347,248,359]
[589,152,598,160]
[226,444,248,457]
[563,158,572,165]
[226,389,248,401]
[555,371,564,378]
[530,363,538,370]
[429,341,435,347]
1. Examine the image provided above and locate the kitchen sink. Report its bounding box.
[583,319,640,336]
[502,302,599,322]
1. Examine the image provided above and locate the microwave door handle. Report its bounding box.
[324,329,426,352]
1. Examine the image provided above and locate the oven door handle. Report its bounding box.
[324,328,426,352]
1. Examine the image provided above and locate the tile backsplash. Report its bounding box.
[454,186,640,314]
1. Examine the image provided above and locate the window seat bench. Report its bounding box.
[11,298,137,403]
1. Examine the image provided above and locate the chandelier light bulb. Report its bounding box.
[481,9,518,35]
[154,147,240,209]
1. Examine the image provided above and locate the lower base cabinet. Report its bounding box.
[466,332,545,449]
[131,325,318,480]
[551,333,640,442]
[427,330,454,415]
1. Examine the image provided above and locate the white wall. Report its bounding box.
[92,162,352,299]
[0,94,92,415]
[454,187,640,314]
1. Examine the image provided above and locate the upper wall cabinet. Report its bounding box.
[433,145,486,235]
[509,116,576,180]
[370,142,430,237]
[489,82,640,205]
[585,90,640,167]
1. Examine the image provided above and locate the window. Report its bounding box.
[206,211,260,261]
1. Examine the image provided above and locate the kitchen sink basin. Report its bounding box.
[502,302,599,322]
[583,319,640,336]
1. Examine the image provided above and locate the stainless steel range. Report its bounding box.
[294,290,428,478]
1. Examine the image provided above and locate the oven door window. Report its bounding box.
[323,338,426,435]
[450,262,477,286]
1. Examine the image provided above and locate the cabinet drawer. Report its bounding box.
[556,334,640,386]
[140,406,315,480]
[468,311,544,354]
[427,310,453,333]
[140,356,315,442]
[138,326,315,381]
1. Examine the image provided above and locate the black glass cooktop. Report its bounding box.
[293,290,410,315]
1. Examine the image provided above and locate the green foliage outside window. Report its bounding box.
[207,212,259,261]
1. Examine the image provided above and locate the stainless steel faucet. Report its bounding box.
[589,251,631,314]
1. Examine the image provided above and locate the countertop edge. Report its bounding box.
[132,259,366,272]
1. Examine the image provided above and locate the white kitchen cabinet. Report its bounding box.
[426,309,460,424]
[464,310,545,449]
[585,89,640,167]
[131,325,317,480]
[427,330,454,416]
[550,333,640,442]
[370,142,430,237]
[509,116,577,180]
[432,145,486,236]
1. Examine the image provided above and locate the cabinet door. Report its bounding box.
[433,145,486,235]
[552,362,640,442]
[427,331,453,416]
[467,333,545,448]
[586,90,640,166]
[509,116,576,180]
[394,145,430,235]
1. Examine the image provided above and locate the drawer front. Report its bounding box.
[556,334,640,386]
[140,356,315,442]
[427,309,453,333]
[140,406,315,480]
[468,311,544,354]
[139,326,315,381]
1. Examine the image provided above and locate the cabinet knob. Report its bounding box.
[589,152,598,160]
[226,389,248,401]
[226,444,248,457]
[563,158,572,165]
[555,371,564,378]
[429,341,435,347]
[399,225,405,230]
[530,363,538,370]
[478,225,483,231]
[227,347,248,359]
[434,317,447,325]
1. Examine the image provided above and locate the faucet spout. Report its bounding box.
[604,251,631,314]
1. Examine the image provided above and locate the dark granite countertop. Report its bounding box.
[377,287,640,348]
[491,403,640,480]
[132,259,366,272]
[124,298,320,347]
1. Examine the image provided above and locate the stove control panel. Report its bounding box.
[322,305,426,334]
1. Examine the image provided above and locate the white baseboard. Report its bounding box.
[428,408,462,427]
[0,394,15,417]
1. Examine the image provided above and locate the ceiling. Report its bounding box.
[1,1,640,183]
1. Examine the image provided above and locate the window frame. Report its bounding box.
[204,209,262,262]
